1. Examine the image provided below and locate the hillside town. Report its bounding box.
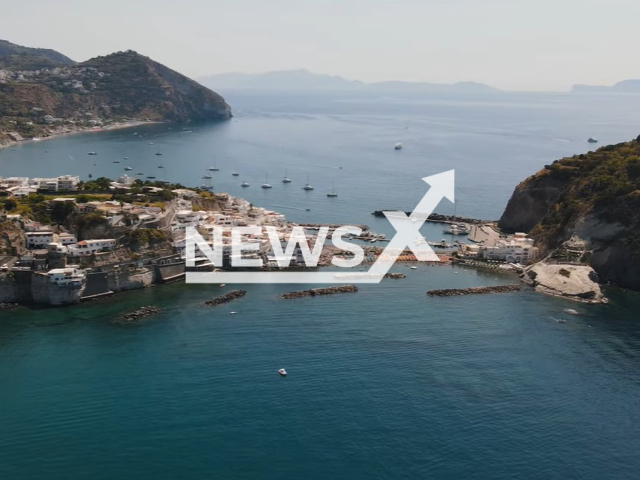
[0,173,542,306]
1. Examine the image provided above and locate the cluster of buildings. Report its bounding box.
[0,175,80,195]
[460,231,539,264]
[170,193,300,268]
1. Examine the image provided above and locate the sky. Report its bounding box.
[2,0,640,91]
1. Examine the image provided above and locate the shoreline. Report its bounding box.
[0,120,164,151]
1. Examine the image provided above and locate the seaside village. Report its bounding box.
[0,173,538,306]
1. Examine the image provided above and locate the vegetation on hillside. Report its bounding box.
[513,136,640,253]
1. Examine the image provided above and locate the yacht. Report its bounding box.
[158,165,164,169]
[278,368,287,376]
[202,175,212,179]
[587,137,598,143]
[124,166,133,171]
[261,174,272,189]
[209,161,219,172]
[232,171,239,176]
[87,151,97,155]
[302,175,314,191]
[241,181,250,187]
[327,182,338,197]
[282,170,292,183]
[394,142,403,150]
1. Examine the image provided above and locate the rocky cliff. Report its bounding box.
[499,137,640,290]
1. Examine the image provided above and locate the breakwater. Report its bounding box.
[371,211,491,225]
[427,285,521,297]
[282,285,358,299]
[115,305,163,324]
[384,273,406,279]
[205,290,247,306]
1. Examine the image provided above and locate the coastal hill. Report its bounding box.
[0,42,231,144]
[499,137,640,290]
[200,69,500,94]
[0,39,75,70]
[572,80,640,93]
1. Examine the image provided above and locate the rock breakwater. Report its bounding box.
[116,305,162,324]
[282,285,358,299]
[427,285,521,297]
[205,290,247,306]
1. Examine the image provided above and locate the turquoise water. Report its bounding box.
[2,92,640,478]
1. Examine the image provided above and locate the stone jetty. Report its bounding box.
[384,273,406,279]
[205,290,247,306]
[427,285,521,297]
[116,305,163,324]
[282,285,358,299]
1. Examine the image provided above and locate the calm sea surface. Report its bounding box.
[1,92,640,479]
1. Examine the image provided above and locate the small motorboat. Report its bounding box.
[219,284,226,287]
[278,368,287,376]
[410,266,418,270]
[394,142,403,150]
[149,141,154,145]
[155,152,162,156]
[158,165,164,168]
[124,166,133,171]
[232,172,239,176]
[230,311,238,315]
[87,151,97,155]
[241,181,250,187]
[146,176,156,179]
[202,175,212,179]
[113,160,120,163]
[136,172,144,175]
[123,156,129,160]
[587,137,598,143]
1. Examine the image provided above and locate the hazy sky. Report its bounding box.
[3,0,640,90]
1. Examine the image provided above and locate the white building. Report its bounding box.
[25,231,55,249]
[481,233,538,263]
[68,239,116,256]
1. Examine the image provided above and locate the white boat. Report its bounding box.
[278,368,287,376]
[394,142,403,150]
[302,175,314,191]
[443,224,470,235]
[158,165,164,168]
[230,311,238,315]
[87,151,97,155]
[148,142,154,145]
[327,182,338,197]
[410,266,418,269]
[209,161,219,171]
[261,173,272,189]
[282,169,292,183]
[124,166,133,171]
[232,171,239,176]
[241,181,250,187]
[202,175,212,179]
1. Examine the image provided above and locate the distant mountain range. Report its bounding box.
[0,40,231,145]
[200,69,501,94]
[571,80,640,93]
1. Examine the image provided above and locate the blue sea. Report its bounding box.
[1,91,640,479]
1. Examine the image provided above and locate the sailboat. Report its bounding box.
[327,182,338,197]
[209,160,219,172]
[302,175,314,191]
[282,169,292,183]
[232,163,239,176]
[261,173,272,189]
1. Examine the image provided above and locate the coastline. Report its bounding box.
[0,120,164,151]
